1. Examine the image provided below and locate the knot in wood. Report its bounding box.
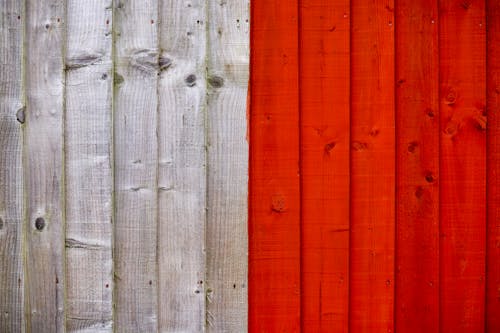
[407,141,418,153]
[271,194,286,213]
[445,89,457,105]
[185,74,197,87]
[208,75,224,88]
[35,217,45,231]
[324,141,336,155]
[444,120,458,136]
[425,171,436,183]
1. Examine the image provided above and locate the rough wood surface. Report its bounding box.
[0,0,25,331]
[113,1,159,331]
[439,1,486,331]
[299,1,350,331]
[349,1,395,332]
[206,1,249,332]
[157,0,207,331]
[24,0,66,331]
[395,1,439,332]
[487,1,500,331]
[65,0,113,331]
[249,0,301,331]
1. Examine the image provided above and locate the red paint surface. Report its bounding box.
[439,1,487,331]
[349,1,395,332]
[487,0,500,331]
[299,1,350,332]
[249,0,498,331]
[249,0,301,331]
[395,1,440,332]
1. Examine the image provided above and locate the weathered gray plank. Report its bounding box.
[65,0,113,331]
[157,0,207,331]
[0,1,25,331]
[206,1,249,331]
[24,0,66,331]
[113,0,159,331]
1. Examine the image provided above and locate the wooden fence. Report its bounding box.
[1,0,249,332]
[250,0,499,332]
[2,0,500,332]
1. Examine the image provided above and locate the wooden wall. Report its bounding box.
[2,0,500,332]
[0,0,249,332]
[250,0,500,332]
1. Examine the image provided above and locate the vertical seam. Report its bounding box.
[21,0,29,330]
[393,0,398,331]
[297,0,303,330]
[110,0,116,331]
[204,0,210,331]
[61,0,68,331]
[155,0,161,331]
[437,1,442,331]
[348,0,353,330]
[155,0,159,332]
[484,1,490,331]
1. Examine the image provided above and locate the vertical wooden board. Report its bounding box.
[349,1,395,332]
[65,0,113,331]
[113,0,158,331]
[157,1,206,331]
[395,1,439,332]
[439,1,486,331]
[487,1,500,331]
[299,1,349,332]
[0,0,25,331]
[249,0,301,331]
[206,1,249,332]
[24,0,65,331]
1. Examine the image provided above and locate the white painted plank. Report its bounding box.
[24,0,66,331]
[65,0,113,331]
[0,1,25,331]
[157,0,207,331]
[206,1,250,332]
[113,0,159,331]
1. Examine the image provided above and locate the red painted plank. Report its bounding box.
[395,1,439,332]
[486,0,500,331]
[439,0,487,331]
[349,1,395,332]
[299,1,350,332]
[249,0,301,331]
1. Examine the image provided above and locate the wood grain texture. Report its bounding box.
[24,0,66,331]
[206,1,249,332]
[349,1,395,332]
[299,1,350,332]
[65,0,113,331]
[113,1,159,331]
[395,1,439,332]
[157,1,207,331]
[487,1,500,331]
[249,0,301,331]
[439,1,486,331]
[0,0,25,331]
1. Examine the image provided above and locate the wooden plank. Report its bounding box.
[113,0,159,331]
[24,0,65,331]
[487,1,500,331]
[157,1,206,331]
[65,0,113,331]
[0,0,25,331]
[205,1,249,332]
[249,0,301,331]
[439,1,486,331]
[299,1,349,331]
[395,1,439,332]
[349,1,395,332]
